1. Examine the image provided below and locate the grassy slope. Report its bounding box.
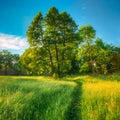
[0,73,120,120]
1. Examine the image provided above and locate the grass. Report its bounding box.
[0,76,76,120]
[80,76,120,120]
[0,73,120,120]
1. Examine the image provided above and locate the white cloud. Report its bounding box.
[0,33,29,50]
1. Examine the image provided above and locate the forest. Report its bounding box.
[0,7,120,77]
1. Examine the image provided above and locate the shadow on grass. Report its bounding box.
[65,80,82,120]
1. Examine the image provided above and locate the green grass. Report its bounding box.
[0,76,76,120]
[0,73,120,120]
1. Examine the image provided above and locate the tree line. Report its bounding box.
[0,7,120,77]
[0,50,24,75]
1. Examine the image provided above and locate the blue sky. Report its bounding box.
[0,0,120,54]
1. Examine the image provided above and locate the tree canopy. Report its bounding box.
[1,7,120,76]
[20,7,120,76]
[21,7,81,77]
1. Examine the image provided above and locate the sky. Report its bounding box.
[0,0,120,54]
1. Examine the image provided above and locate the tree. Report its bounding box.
[78,25,96,73]
[0,50,12,74]
[79,25,96,46]
[0,50,22,75]
[20,47,49,75]
[22,7,79,77]
[12,54,24,75]
[93,39,111,74]
[77,26,115,74]
[27,12,44,47]
[110,46,120,72]
[77,35,115,74]
[44,7,61,76]
[45,8,78,76]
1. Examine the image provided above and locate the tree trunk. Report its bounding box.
[55,43,60,76]
[47,48,54,75]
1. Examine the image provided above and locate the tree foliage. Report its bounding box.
[22,7,80,77]
[1,7,119,76]
[0,50,23,75]
[78,25,96,73]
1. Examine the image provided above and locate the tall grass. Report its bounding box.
[0,74,120,120]
[68,74,120,120]
[0,76,76,120]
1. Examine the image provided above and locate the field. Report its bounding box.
[0,73,120,120]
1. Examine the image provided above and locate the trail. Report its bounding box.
[65,81,82,120]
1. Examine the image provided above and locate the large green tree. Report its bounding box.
[22,7,79,77]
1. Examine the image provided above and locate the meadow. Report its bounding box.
[0,73,120,120]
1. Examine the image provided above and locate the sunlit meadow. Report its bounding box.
[0,73,120,120]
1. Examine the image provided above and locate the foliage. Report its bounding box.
[79,25,96,45]
[24,7,80,77]
[0,7,120,76]
[78,25,96,73]
[77,25,119,74]
[110,46,120,72]
[0,50,23,75]
[20,47,49,75]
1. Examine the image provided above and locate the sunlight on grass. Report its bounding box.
[11,76,77,86]
[66,74,120,120]
[0,76,75,120]
[0,74,120,120]
[81,76,120,120]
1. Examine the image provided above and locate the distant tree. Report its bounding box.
[0,50,12,74]
[77,27,113,74]
[12,54,24,75]
[94,47,110,74]
[110,46,120,72]
[0,50,22,75]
